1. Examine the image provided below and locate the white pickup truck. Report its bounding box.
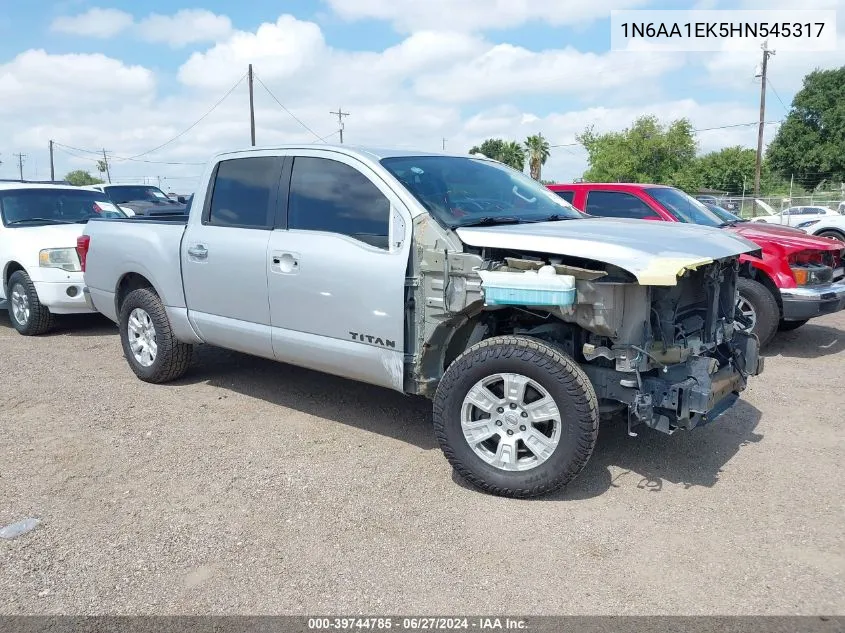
[80,145,763,497]
[0,183,125,334]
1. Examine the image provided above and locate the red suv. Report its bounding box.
[547,183,845,346]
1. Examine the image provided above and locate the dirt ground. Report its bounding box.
[1,309,843,615]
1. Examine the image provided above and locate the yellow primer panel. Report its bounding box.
[635,257,714,286]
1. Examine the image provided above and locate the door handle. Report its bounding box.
[187,245,208,259]
[271,252,299,274]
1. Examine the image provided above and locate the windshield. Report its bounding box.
[646,187,723,227]
[105,185,172,204]
[704,203,744,223]
[380,156,584,228]
[0,189,126,226]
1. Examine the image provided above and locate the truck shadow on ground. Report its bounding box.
[765,323,844,359]
[177,345,763,499]
[450,399,763,500]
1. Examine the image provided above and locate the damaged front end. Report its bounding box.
[406,221,764,436]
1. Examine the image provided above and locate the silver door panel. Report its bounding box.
[272,326,404,391]
[189,312,275,360]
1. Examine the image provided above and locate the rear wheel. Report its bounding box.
[7,270,54,336]
[119,287,192,383]
[736,277,779,347]
[433,336,598,498]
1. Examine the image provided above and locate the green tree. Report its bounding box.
[64,170,104,186]
[469,139,507,160]
[524,133,551,180]
[577,115,698,188]
[469,138,525,171]
[767,66,845,190]
[695,146,757,194]
[500,141,525,171]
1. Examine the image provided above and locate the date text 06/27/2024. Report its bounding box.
[610,9,838,52]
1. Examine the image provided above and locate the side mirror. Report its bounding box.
[177,196,186,203]
[392,206,407,249]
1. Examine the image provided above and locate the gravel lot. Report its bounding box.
[1,310,843,615]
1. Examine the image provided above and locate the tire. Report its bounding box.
[736,277,779,347]
[119,287,192,383]
[6,270,54,335]
[778,319,808,332]
[817,230,845,242]
[433,335,598,498]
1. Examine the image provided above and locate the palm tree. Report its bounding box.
[524,133,551,181]
[500,141,525,172]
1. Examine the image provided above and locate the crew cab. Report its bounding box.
[81,146,763,498]
[0,183,125,334]
[548,183,845,346]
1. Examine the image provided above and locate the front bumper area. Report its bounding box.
[585,331,763,435]
[33,280,94,314]
[780,280,845,321]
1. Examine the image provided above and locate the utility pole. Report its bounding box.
[49,140,55,181]
[248,64,256,147]
[14,153,26,181]
[442,138,447,151]
[754,40,775,196]
[101,149,112,183]
[330,107,349,144]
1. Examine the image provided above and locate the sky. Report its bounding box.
[0,0,842,192]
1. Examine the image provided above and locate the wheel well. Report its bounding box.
[817,228,845,240]
[3,261,25,293]
[740,265,782,315]
[116,273,155,313]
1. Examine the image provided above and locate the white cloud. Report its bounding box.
[414,46,685,103]
[0,49,155,113]
[50,7,133,38]
[137,9,233,47]
[178,15,326,89]
[0,11,809,189]
[324,0,650,32]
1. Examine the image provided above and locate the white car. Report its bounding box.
[0,183,125,335]
[795,214,845,242]
[750,199,837,227]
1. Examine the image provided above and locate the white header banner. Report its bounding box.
[610,10,838,52]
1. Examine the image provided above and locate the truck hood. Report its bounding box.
[456,218,759,286]
[728,222,843,253]
[11,223,85,248]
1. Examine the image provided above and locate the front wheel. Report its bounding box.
[817,230,845,242]
[433,336,598,498]
[736,278,779,347]
[7,270,54,335]
[119,287,193,383]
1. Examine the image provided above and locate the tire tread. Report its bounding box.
[433,335,598,498]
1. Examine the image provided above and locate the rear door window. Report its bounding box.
[584,191,660,219]
[207,157,282,229]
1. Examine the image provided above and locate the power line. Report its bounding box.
[766,78,790,113]
[53,142,204,166]
[126,73,247,160]
[253,73,325,142]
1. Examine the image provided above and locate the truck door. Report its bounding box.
[181,156,283,359]
[267,152,411,391]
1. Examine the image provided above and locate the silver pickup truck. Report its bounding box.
[80,145,763,498]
